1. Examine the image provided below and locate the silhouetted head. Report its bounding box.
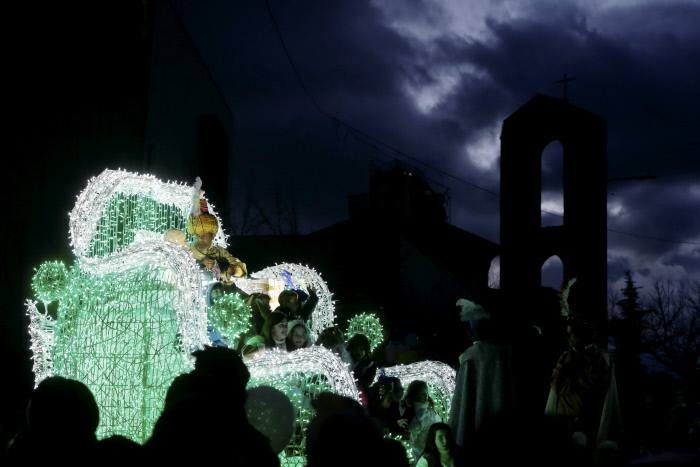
[278,290,299,312]
[347,333,371,361]
[191,346,250,403]
[307,393,382,467]
[27,376,99,442]
[94,435,141,462]
[317,326,344,349]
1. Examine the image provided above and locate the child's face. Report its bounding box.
[272,320,288,341]
[291,325,308,348]
[435,429,449,452]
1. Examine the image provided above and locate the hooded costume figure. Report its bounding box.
[448,298,517,449]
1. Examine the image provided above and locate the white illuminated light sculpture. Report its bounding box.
[238,263,336,338]
[78,237,210,353]
[25,169,222,441]
[248,346,359,401]
[26,299,56,385]
[69,168,228,259]
[375,361,457,421]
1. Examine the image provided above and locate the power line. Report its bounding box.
[263,0,699,248]
[539,210,700,246]
[263,0,499,198]
[607,229,700,246]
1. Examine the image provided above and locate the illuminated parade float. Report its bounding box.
[26,169,455,464]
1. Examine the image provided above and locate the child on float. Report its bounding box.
[316,326,353,364]
[347,333,377,399]
[368,375,403,435]
[262,311,289,351]
[398,380,442,460]
[286,319,314,351]
[247,293,272,335]
[278,287,318,322]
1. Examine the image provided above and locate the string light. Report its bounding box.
[346,312,384,352]
[78,237,210,354]
[31,261,69,304]
[28,262,198,441]
[26,300,56,385]
[248,346,359,401]
[208,292,252,347]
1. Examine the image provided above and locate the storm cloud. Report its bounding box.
[173,0,700,288]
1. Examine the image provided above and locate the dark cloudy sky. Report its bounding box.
[172,0,700,293]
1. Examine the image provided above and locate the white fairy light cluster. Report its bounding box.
[247,346,359,401]
[25,300,56,386]
[376,361,457,420]
[242,263,335,338]
[79,237,209,353]
[69,168,227,259]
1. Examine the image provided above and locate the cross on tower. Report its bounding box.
[555,73,576,102]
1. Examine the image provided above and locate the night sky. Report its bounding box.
[171,0,700,295]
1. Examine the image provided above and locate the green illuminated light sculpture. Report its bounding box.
[26,168,456,465]
[27,170,215,441]
[346,312,385,352]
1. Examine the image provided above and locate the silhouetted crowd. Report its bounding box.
[3,286,699,466]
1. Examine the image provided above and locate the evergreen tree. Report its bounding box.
[618,271,643,321]
[612,271,644,450]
